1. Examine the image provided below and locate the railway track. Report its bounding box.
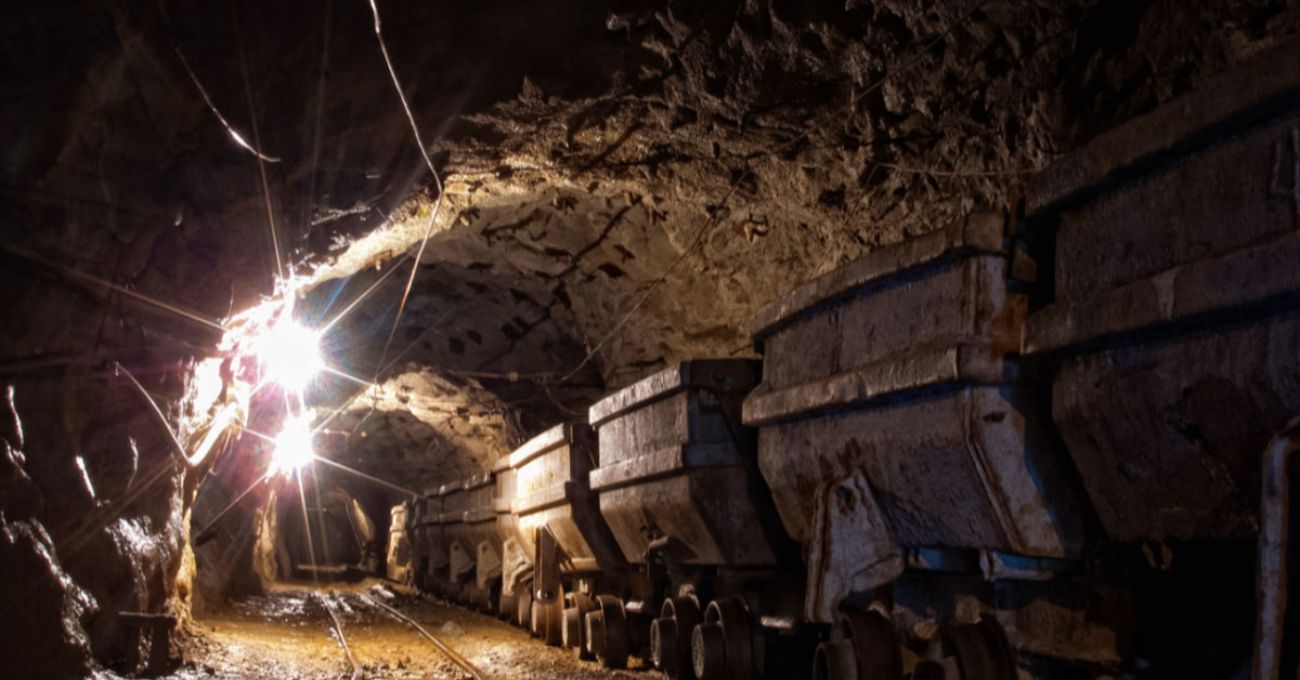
[314,588,486,680]
[357,592,487,680]
[316,593,364,680]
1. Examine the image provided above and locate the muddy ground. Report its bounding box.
[163,581,645,680]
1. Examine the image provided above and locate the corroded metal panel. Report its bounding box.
[438,481,475,581]
[743,344,1007,426]
[587,360,756,427]
[386,503,412,583]
[493,462,526,594]
[746,212,1087,622]
[508,423,623,574]
[758,255,1022,392]
[1026,46,1300,543]
[439,480,469,517]
[757,387,1086,556]
[800,470,903,622]
[589,360,787,568]
[592,364,754,461]
[1051,316,1300,541]
[746,212,1082,552]
[461,472,500,587]
[596,468,777,566]
[1026,228,1300,354]
[749,213,1008,337]
[1052,112,1300,308]
[414,491,447,573]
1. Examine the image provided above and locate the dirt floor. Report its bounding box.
[164,580,646,679]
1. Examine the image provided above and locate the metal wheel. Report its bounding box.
[530,599,543,638]
[692,621,727,680]
[716,599,757,680]
[540,584,565,647]
[564,593,597,659]
[814,640,858,680]
[842,610,901,680]
[653,596,702,679]
[596,595,629,669]
[692,599,756,680]
[585,609,606,659]
[930,619,1015,680]
[516,583,533,629]
[652,617,679,673]
[498,592,516,621]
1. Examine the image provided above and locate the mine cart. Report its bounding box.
[438,480,473,603]
[506,422,629,661]
[411,488,444,594]
[588,359,805,679]
[493,455,524,621]
[461,470,501,612]
[744,211,1091,678]
[385,501,412,583]
[1023,36,1300,678]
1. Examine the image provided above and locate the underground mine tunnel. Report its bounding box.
[4,1,1300,678]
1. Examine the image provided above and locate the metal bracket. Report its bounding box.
[1268,128,1300,227]
[535,526,562,603]
[1253,417,1300,680]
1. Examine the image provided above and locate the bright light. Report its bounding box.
[257,319,323,391]
[270,414,315,476]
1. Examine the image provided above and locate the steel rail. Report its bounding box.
[359,593,485,680]
[318,593,364,680]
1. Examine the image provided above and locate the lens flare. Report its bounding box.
[258,319,323,391]
[270,413,316,476]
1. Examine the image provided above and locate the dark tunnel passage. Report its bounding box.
[3,1,1300,679]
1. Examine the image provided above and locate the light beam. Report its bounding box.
[257,320,324,392]
[270,413,316,477]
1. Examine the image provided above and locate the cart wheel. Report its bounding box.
[541,587,565,647]
[653,595,702,679]
[692,620,726,680]
[498,592,516,621]
[516,584,533,629]
[585,608,605,658]
[596,595,629,669]
[814,640,858,680]
[929,619,1015,680]
[565,593,597,659]
[843,610,901,679]
[692,599,756,680]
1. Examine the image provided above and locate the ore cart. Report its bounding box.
[412,487,444,595]
[438,480,473,603]
[492,455,523,621]
[462,470,502,612]
[507,422,629,661]
[588,359,805,680]
[744,212,1092,679]
[1023,36,1300,678]
[385,501,412,584]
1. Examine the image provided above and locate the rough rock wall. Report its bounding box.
[0,325,200,675]
[0,4,324,672]
[326,371,512,485]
